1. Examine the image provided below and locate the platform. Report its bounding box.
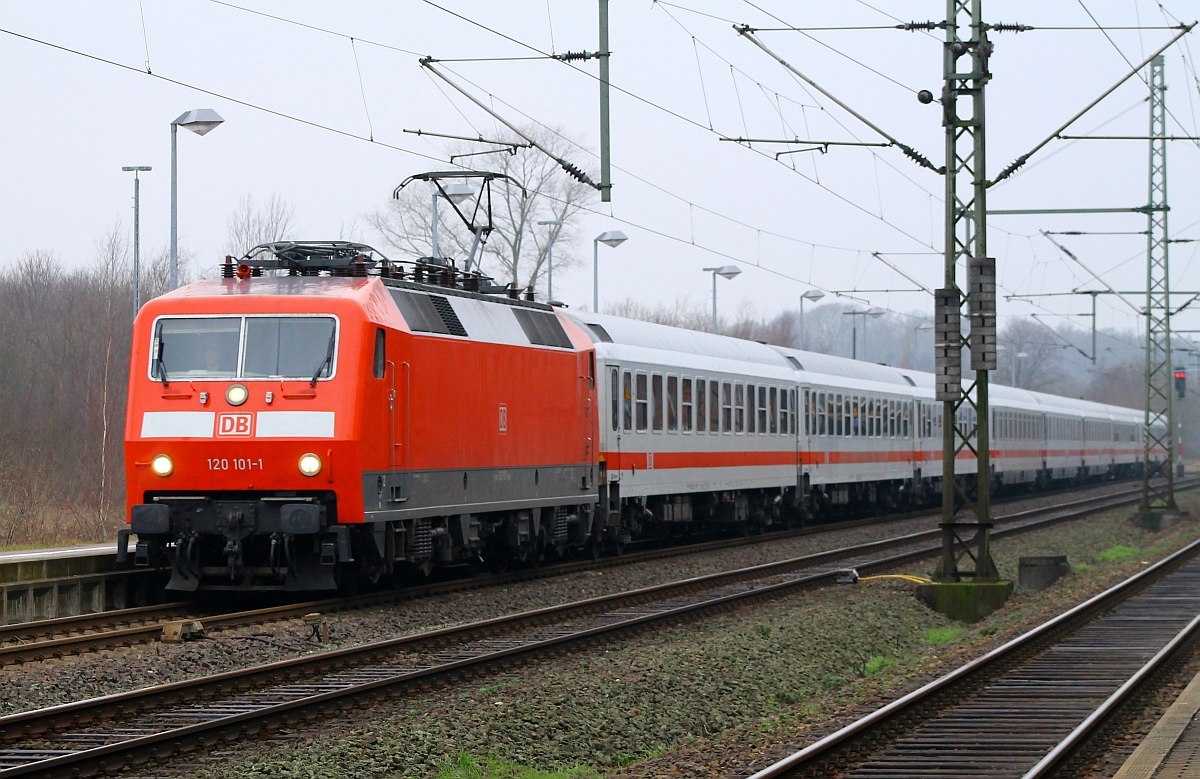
[0,538,159,624]
[1113,665,1200,778]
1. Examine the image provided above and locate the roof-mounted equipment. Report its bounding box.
[230,241,385,278]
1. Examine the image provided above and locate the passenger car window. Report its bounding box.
[681,377,693,432]
[709,379,720,433]
[636,373,649,431]
[622,371,633,431]
[610,368,619,431]
[735,384,745,433]
[652,374,664,432]
[667,375,679,431]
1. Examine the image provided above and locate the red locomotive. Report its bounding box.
[121,241,1148,592]
[121,243,598,591]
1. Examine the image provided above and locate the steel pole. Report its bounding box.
[711,270,718,333]
[599,0,612,202]
[593,238,599,312]
[431,191,439,259]
[1091,293,1097,364]
[852,322,857,360]
[800,297,805,349]
[169,122,178,291]
[133,173,141,316]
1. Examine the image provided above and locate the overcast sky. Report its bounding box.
[2,1,1198,341]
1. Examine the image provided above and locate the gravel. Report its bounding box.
[0,482,1139,718]
[164,487,1200,779]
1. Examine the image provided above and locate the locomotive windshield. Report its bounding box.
[151,316,337,381]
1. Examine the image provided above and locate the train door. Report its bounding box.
[606,365,623,485]
[800,386,812,488]
[388,357,411,506]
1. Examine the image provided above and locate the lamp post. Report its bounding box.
[431,181,475,260]
[701,265,742,333]
[122,166,151,317]
[170,109,224,291]
[800,289,825,349]
[537,219,563,301]
[593,230,628,312]
[842,307,885,360]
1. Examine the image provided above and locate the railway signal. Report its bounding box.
[1175,368,1187,400]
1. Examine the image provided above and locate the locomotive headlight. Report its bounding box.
[225,384,249,406]
[298,453,322,477]
[151,454,174,477]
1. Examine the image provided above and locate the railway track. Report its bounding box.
[0,480,1165,667]
[746,527,1200,779]
[0,483,1181,778]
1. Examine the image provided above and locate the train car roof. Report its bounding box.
[565,311,792,368]
[165,277,377,299]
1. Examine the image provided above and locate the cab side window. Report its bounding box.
[373,328,386,379]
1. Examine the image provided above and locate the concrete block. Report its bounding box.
[915,580,1014,623]
[1019,556,1070,592]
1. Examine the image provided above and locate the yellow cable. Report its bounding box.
[858,574,933,585]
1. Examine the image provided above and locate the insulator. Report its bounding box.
[553,50,597,61]
[559,159,599,188]
[901,20,941,31]
[991,22,1031,32]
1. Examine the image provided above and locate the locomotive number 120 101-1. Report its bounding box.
[207,458,265,471]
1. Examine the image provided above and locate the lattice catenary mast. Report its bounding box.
[934,0,999,582]
[1138,54,1178,519]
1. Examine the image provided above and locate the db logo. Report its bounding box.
[498,404,508,434]
[216,413,253,437]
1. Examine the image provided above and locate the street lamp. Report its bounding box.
[593,230,628,312]
[842,307,886,360]
[122,166,151,317]
[537,219,563,301]
[702,265,742,333]
[431,181,475,260]
[800,289,825,349]
[170,109,224,291]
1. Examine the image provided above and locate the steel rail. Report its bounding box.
[1021,612,1200,778]
[746,532,1200,778]
[0,480,1154,665]
[0,485,1174,778]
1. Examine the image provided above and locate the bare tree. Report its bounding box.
[225,193,296,258]
[996,318,1069,391]
[367,126,595,293]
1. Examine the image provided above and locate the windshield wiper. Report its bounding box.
[310,329,336,387]
[154,341,170,387]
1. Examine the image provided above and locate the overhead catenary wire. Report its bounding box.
[994,22,1197,183]
[734,26,941,172]
[416,0,942,251]
[739,0,922,94]
[7,8,1164,338]
[1075,0,1200,149]
[0,25,451,167]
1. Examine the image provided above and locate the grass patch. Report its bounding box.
[436,752,600,779]
[923,626,963,645]
[863,655,897,675]
[1074,562,1093,572]
[754,624,772,639]
[476,681,512,697]
[1099,544,1139,562]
